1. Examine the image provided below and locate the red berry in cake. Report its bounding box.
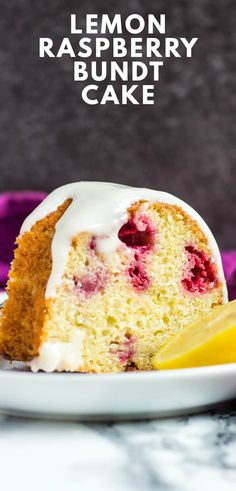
[128,261,150,291]
[118,214,155,252]
[182,245,217,294]
[110,333,136,365]
[119,214,154,292]
[89,236,96,251]
[73,270,106,298]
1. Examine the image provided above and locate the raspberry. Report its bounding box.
[111,334,136,364]
[118,215,155,251]
[119,215,154,292]
[128,262,150,291]
[182,245,217,294]
[73,271,105,297]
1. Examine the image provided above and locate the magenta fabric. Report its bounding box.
[0,191,235,299]
[0,191,46,289]
[221,251,236,300]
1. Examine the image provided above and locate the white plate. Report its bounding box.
[0,364,236,420]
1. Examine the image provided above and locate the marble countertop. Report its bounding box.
[0,403,236,491]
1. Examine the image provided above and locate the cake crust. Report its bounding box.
[0,200,71,361]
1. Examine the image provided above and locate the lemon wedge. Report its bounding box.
[153,300,236,370]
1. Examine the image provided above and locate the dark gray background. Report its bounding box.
[0,1,235,248]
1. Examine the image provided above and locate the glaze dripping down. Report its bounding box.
[20,182,227,299]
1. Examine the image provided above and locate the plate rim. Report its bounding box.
[1,361,236,381]
[1,362,236,420]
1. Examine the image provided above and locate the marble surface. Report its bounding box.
[0,403,236,491]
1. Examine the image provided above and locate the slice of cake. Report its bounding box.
[0,182,227,372]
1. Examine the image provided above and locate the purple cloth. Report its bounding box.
[0,192,236,299]
[0,191,46,288]
[221,251,236,301]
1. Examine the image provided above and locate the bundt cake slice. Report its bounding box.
[0,182,227,372]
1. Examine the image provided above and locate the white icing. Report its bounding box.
[29,330,85,373]
[20,181,228,302]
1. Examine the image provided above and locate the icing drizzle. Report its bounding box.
[20,182,227,300]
